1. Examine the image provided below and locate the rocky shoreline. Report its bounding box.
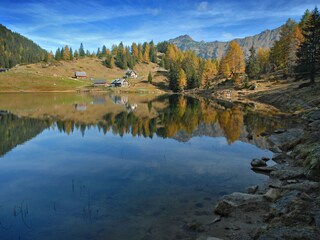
[191,108,320,240]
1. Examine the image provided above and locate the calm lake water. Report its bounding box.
[0,93,292,240]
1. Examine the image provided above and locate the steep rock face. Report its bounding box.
[168,27,281,59]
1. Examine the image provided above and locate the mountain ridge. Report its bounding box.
[168,27,282,59]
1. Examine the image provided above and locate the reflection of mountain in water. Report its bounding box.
[0,113,50,156]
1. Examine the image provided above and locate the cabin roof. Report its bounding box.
[75,71,86,76]
[93,79,107,84]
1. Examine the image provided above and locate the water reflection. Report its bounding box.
[0,93,296,240]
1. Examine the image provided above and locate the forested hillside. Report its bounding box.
[0,24,47,68]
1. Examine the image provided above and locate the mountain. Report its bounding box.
[0,24,47,68]
[168,27,282,59]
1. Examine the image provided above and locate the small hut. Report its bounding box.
[125,69,138,79]
[110,78,129,87]
[74,72,87,79]
[93,79,108,87]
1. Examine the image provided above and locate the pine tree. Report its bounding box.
[296,7,320,84]
[70,47,74,60]
[149,41,157,63]
[148,71,153,83]
[74,50,79,59]
[245,46,260,79]
[102,45,107,56]
[79,43,85,57]
[55,48,61,61]
[169,62,180,92]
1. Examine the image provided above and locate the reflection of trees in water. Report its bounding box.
[50,95,289,143]
[0,114,51,156]
[0,96,291,156]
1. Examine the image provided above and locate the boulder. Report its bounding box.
[247,185,259,194]
[270,168,305,180]
[251,158,267,167]
[214,192,264,217]
[264,188,282,201]
[308,110,320,121]
[261,156,270,161]
[268,128,304,151]
[281,180,320,192]
[271,190,300,214]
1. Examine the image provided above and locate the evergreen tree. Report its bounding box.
[245,46,260,79]
[79,43,85,57]
[169,62,180,92]
[74,50,79,59]
[296,7,320,84]
[55,48,61,61]
[148,71,153,83]
[102,45,107,56]
[70,47,74,60]
[149,41,157,63]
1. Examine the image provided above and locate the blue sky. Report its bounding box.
[0,0,316,52]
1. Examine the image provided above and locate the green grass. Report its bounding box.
[0,72,90,91]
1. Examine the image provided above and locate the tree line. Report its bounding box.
[0,24,47,68]
[163,7,320,91]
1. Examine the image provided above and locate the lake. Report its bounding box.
[0,93,292,240]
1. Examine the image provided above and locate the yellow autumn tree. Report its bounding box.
[63,45,71,60]
[178,68,187,91]
[143,43,150,63]
[257,47,270,74]
[225,41,245,75]
[131,42,138,59]
[202,60,218,88]
[219,56,231,78]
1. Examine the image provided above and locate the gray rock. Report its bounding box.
[247,185,259,194]
[197,237,224,240]
[308,120,320,130]
[272,153,288,163]
[281,180,320,192]
[308,110,320,121]
[251,158,267,167]
[271,190,300,214]
[264,188,282,201]
[214,192,264,216]
[251,166,275,174]
[258,226,320,240]
[261,156,270,161]
[270,168,305,180]
[269,146,282,153]
[268,128,304,151]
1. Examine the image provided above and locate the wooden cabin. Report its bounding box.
[0,68,9,73]
[125,69,138,79]
[110,78,129,87]
[74,71,87,79]
[93,79,108,87]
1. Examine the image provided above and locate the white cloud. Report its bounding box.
[197,1,209,12]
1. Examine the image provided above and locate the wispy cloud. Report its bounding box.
[0,0,316,51]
